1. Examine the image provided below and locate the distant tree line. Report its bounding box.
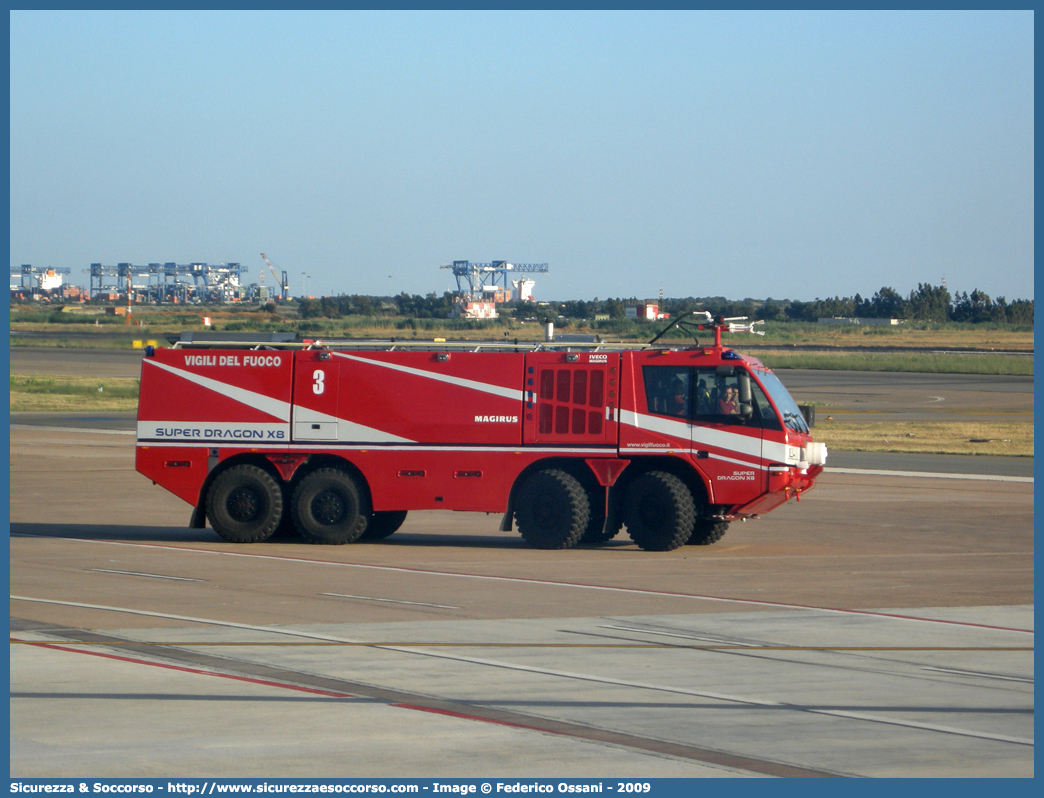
[297,284,1032,325]
[770,284,1033,325]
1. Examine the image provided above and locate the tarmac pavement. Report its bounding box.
[8,425,1034,778]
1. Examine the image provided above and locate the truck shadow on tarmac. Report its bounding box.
[11,522,220,544]
[11,522,636,550]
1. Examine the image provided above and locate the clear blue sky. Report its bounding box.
[9,10,1034,302]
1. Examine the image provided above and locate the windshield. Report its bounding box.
[755,370,810,434]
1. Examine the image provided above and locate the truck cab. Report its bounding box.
[621,347,824,520]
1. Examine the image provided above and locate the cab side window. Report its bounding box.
[642,366,689,419]
[693,367,761,427]
[693,368,738,421]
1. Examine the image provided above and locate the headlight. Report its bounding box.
[803,442,828,466]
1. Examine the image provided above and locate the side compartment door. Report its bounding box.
[292,352,340,441]
[523,352,619,446]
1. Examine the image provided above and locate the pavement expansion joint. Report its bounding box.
[11,616,847,778]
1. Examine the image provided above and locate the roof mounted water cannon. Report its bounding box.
[648,310,765,348]
[721,316,766,336]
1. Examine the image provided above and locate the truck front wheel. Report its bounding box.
[206,464,284,544]
[292,468,371,545]
[624,471,696,551]
[514,469,589,550]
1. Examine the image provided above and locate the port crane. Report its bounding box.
[260,253,290,301]
[440,260,548,299]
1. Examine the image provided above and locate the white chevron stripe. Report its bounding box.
[143,359,291,421]
[709,452,768,471]
[619,409,798,465]
[333,352,524,401]
[620,409,763,458]
[292,405,415,443]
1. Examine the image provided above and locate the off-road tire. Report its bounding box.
[687,519,729,545]
[360,510,408,540]
[292,468,371,545]
[514,469,590,550]
[624,471,696,551]
[206,464,284,544]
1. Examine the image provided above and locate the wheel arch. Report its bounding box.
[191,452,282,528]
[287,454,372,503]
[615,455,712,510]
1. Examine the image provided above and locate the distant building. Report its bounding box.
[453,299,498,319]
[625,302,668,321]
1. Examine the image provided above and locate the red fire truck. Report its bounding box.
[135,314,826,551]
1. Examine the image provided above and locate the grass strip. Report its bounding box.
[756,351,1032,376]
[813,421,1033,457]
[10,374,140,412]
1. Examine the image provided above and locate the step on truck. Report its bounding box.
[135,313,826,551]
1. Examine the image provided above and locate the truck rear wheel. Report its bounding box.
[292,468,371,545]
[514,469,589,550]
[687,519,729,545]
[206,464,284,544]
[624,471,696,551]
[360,510,408,540]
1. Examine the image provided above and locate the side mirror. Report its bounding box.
[737,372,752,404]
[737,371,753,418]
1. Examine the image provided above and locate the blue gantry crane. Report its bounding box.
[440,260,548,298]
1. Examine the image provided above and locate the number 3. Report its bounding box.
[312,369,325,395]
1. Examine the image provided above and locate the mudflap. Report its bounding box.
[189,502,207,529]
[499,494,514,532]
[602,485,621,538]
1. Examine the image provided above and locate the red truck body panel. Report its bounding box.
[136,337,823,546]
